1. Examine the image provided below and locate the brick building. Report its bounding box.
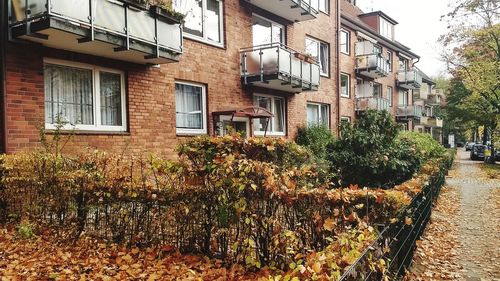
[0,0,440,155]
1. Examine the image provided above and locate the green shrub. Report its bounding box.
[295,124,335,160]
[397,131,446,162]
[16,223,35,239]
[327,110,421,188]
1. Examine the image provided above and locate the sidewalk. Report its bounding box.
[409,150,500,280]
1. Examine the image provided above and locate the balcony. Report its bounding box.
[242,0,318,22]
[8,0,183,64]
[413,88,429,100]
[397,69,422,89]
[420,116,443,128]
[356,97,390,112]
[355,42,390,79]
[396,105,423,120]
[240,43,320,93]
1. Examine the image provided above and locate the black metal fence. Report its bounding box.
[339,162,449,280]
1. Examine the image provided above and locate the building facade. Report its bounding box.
[0,0,442,155]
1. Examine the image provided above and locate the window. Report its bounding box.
[379,17,393,40]
[340,116,351,123]
[305,37,329,76]
[318,0,329,14]
[44,59,126,131]
[175,82,207,135]
[387,86,393,106]
[252,15,284,45]
[398,90,408,106]
[373,45,382,56]
[340,73,350,97]
[340,29,350,54]
[173,0,223,46]
[307,103,329,126]
[387,51,393,71]
[254,94,285,135]
[373,83,382,97]
[399,58,408,72]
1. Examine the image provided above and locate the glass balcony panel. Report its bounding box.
[50,0,90,23]
[94,0,125,35]
[158,21,182,51]
[129,8,156,43]
[311,64,320,85]
[278,48,291,76]
[245,49,262,76]
[355,41,375,56]
[261,47,278,75]
[302,61,311,83]
[290,55,302,79]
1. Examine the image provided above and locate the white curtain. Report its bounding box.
[44,64,93,125]
[176,84,202,129]
[320,43,328,75]
[100,72,122,126]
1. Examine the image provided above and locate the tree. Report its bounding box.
[440,0,499,161]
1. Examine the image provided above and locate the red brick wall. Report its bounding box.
[3,0,341,155]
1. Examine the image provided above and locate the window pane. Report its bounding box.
[174,0,203,38]
[254,96,272,131]
[252,16,272,46]
[319,0,328,12]
[305,38,319,61]
[206,0,220,43]
[274,98,284,133]
[340,31,348,53]
[44,64,93,125]
[387,87,393,105]
[176,83,203,129]
[320,105,329,125]
[271,24,283,44]
[373,84,381,97]
[341,74,349,96]
[320,42,329,75]
[100,72,122,126]
[307,104,319,125]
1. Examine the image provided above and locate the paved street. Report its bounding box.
[410,150,500,280]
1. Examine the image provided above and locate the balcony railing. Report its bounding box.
[419,116,443,128]
[240,43,320,93]
[397,69,422,89]
[8,0,183,64]
[396,105,423,119]
[427,94,442,105]
[242,0,319,22]
[356,97,390,112]
[354,41,390,79]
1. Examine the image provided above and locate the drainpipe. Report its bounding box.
[336,0,341,135]
[412,57,420,67]
[0,0,7,153]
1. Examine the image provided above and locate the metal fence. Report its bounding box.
[339,163,449,280]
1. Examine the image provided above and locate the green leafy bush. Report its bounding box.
[295,124,335,160]
[397,131,446,162]
[327,110,421,188]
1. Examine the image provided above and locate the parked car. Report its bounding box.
[456,142,464,147]
[470,144,485,160]
[465,142,475,151]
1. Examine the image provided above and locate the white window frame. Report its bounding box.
[218,115,250,137]
[387,86,393,107]
[175,81,208,135]
[340,73,350,98]
[307,102,330,127]
[318,0,329,14]
[340,116,351,123]
[387,50,393,71]
[340,29,350,55]
[379,17,393,40]
[175,0,224,47]
[253,93,286,136]
[43,58,127,132]
[305,37,329,77]
[252,13,285,45]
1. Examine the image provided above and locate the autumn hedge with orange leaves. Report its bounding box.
[0,135,454,278]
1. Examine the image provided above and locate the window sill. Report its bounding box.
[184,34,225,49]
[45,129,130,136]
[340,95,351,98]
[340,51,350,56]
[176,129,208,137]
[254,132,286,137]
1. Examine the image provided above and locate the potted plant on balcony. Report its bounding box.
[304,53,316,64]
[148,0,185,23]
[294,52,306,61]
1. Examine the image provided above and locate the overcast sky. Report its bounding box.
[355,0,452,77]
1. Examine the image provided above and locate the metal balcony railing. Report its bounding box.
[240,43,320,93]
[8,0,183,64]
[355,54,390,78]
[356,97,390,112]
[242,0,319,22]
[397,69,422,89]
